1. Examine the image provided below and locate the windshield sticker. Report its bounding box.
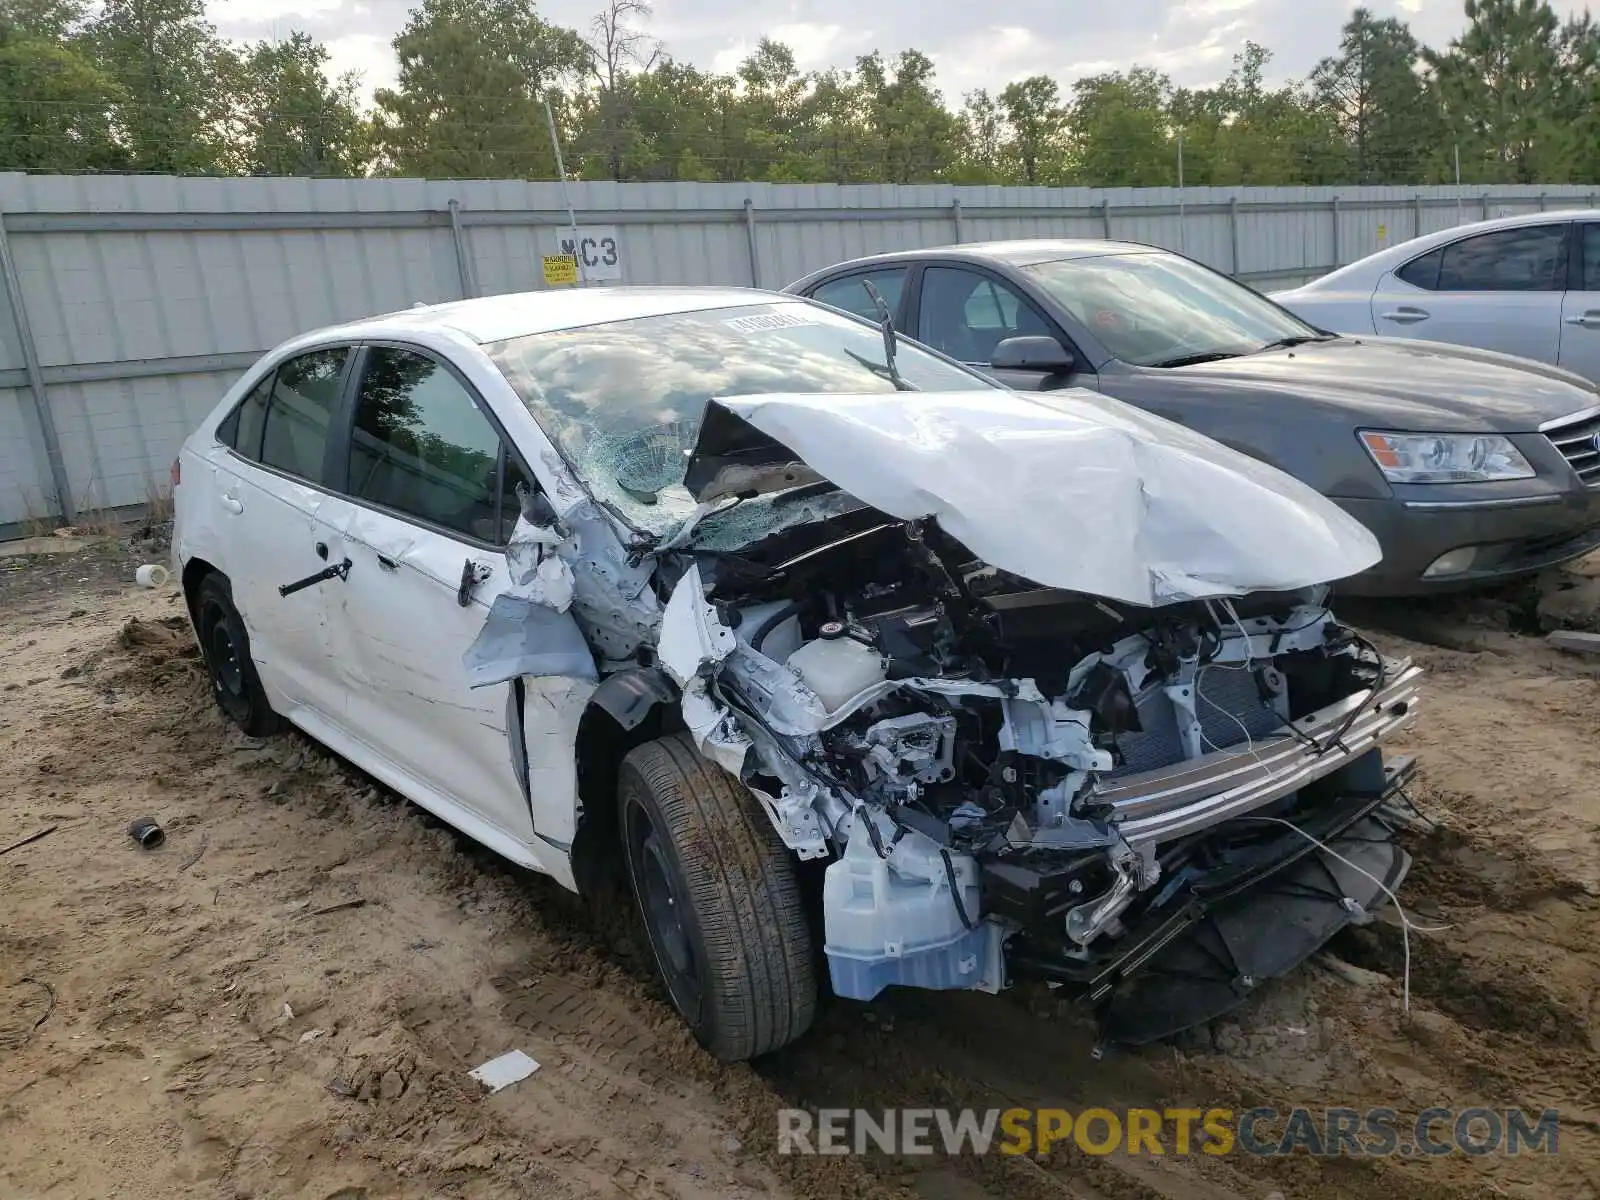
[723,310,822,334]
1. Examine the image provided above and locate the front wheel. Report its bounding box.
[618,733,816,1062]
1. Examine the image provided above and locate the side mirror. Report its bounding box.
[991,335,1075,374]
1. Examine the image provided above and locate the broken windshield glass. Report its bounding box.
[484,302,991,539]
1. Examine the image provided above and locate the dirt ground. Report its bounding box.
[3,533,1599,1200]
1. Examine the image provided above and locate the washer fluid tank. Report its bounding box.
[786,627,886,713]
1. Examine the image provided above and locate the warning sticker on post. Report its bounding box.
[723,309,821,334]
[542,254,579,286]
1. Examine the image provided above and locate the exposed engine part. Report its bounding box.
[1065,853,1140,947]
[831,712,958,814]
[663,515,1419,1031]
[788,634,889,713]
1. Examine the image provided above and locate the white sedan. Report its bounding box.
[1272,210,1600,381]
[170,285,1419,1061]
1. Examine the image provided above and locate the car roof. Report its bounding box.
[312,285,786,346]
[804,239,1161,274]
[1290,208,1600,292]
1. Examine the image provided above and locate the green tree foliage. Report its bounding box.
[0,0,125,171]
[372,0,588,179]
[6,0,1600,188]
[999,76,1069,184]
[1071,68,1174,187]
[226,33,368,176]
[1427,0,1567,182]
[1313,8,1438,183]
[86,0,234,173]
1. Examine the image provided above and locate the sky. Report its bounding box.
[204,0,1478,105]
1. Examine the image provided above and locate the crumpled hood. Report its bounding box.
[691,388,1382,608]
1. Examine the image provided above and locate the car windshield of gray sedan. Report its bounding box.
[1021,251,1325,368]
[485,301,992,539]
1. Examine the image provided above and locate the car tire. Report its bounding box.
[618,732,817,1062]
[194,573,282,738]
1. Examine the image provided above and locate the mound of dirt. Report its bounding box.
[105,614,202,689]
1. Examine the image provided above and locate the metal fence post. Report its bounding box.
[951,197,964,244]
[1481,193,1490,221]
[1331,196,1341,269]
[1539,192,1548,212]
[0,209,72,522]
[1413,194,1424,239]
[1228,197,1241,277]
[446,198,478,298]
[1099,199,1112,240]
[743,198,762,288]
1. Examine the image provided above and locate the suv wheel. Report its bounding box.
[618,732,816,1062]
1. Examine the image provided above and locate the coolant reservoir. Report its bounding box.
[787,627,887,713]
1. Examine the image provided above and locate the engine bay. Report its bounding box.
[658,514,1421,1028]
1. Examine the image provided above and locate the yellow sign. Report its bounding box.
[1377,223,1388,243]
[542,254,578,285]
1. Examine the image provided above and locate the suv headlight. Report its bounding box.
[1358,431,1535,484]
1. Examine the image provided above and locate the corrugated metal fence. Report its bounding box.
[4,172,1598,535]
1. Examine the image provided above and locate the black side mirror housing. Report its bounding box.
[990,335,1075,374]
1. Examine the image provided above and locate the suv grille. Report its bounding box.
[1544,409,1600,486]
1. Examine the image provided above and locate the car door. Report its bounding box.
[208,346,353,719]
[307,343,565,859]
[910,264,1087,391]
[1368,223,1568,363]
[1558,222,1600,383]
[805,265,914,327]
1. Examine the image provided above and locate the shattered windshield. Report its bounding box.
[485,301,992,538]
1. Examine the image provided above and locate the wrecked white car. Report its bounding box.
[172,287,1422,1063]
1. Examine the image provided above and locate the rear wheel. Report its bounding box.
[194,573,281,738]
[618,733,816,1062]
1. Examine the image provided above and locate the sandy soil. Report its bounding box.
[3,537,1598,1200]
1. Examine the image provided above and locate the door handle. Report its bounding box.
[220,493,243,514]
[376,553,399,571]
[1379,307,1430,324]
[1564,312,1600,328]
[457,558,492,607]
[278,557,351,597]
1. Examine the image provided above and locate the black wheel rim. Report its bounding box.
[205,607,245,699]
[625,794,701,1015]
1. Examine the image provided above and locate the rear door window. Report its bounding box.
[259,348,349,480]
[1394,247,1443,290]
[220,348,348,482]
[346,346,519,545]
[1581,224,1600,291]
[217,372,273,458]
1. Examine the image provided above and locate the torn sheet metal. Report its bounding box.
[518,674,596,848]
[681,685,753,775]
[463,595,598,689]
[591,667,676,731]
[703,390,1382,608]
[658,563,736,686]
[503,514,574,611]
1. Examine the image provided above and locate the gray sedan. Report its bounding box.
[785,240,1600,596]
